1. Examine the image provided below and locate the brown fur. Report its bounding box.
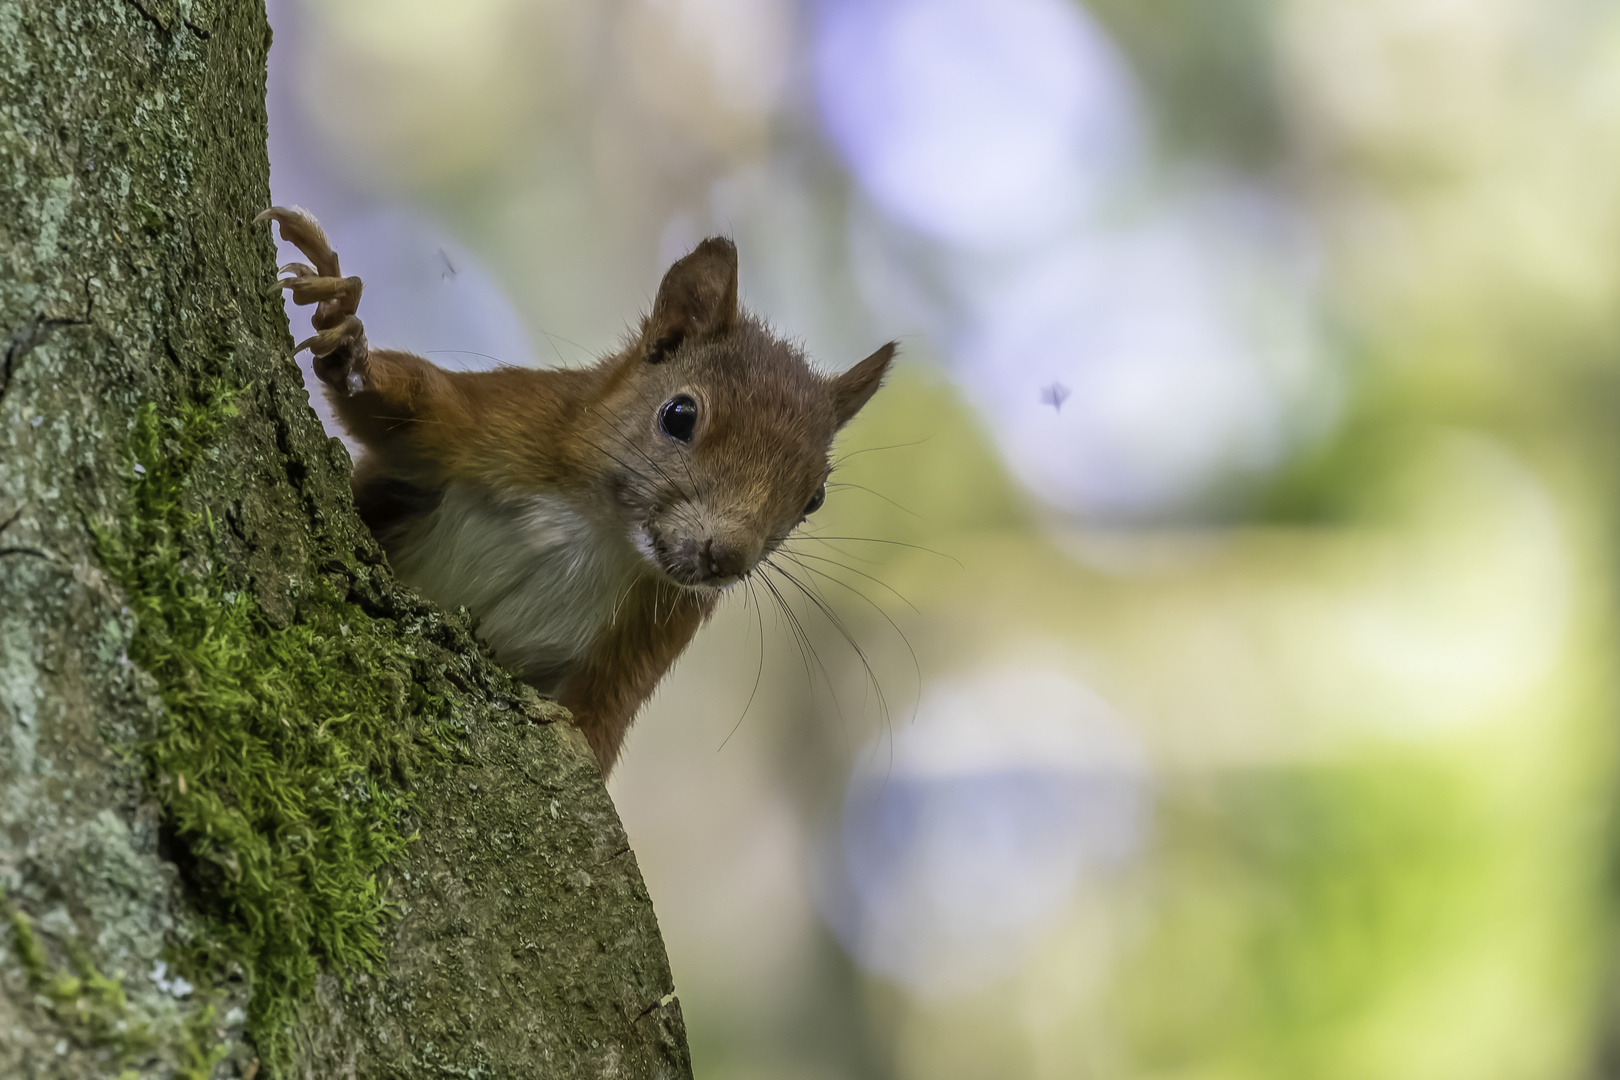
[260,207,894,773]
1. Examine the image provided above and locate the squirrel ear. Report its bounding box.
[831,342,897,427]
[642,237,739,363]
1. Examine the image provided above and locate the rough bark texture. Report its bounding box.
[0,2,692,1077]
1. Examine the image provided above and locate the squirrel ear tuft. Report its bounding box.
[831,342,897,427]
[642,237,739,363]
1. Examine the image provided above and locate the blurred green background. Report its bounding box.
[264,1,1620,1076]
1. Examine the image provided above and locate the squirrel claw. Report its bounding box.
[262,205,370,383]
[278,271,364,310]
[295,315,370,393]
[257,206,341,277]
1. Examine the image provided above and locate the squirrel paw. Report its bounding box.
[257,206,370,393]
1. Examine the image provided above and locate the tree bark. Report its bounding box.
[0,2,691,1077]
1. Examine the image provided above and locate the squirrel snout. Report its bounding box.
[700,538,749,582]
[661,535,753,587]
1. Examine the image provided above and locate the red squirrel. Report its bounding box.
[259,207,895,774]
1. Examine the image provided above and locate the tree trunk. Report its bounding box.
[0,2,692,1077]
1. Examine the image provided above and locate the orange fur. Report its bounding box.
[558,577,713,772]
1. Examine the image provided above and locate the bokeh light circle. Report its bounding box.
[814,0,1142,249]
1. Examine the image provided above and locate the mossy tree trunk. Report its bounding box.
[0,2,692,1077]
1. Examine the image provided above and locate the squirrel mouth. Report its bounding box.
[636,524,749,590]
[657,556,743,592]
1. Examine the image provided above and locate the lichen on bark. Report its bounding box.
[0,2,692,1077]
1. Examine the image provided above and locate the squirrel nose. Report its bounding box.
[700,538,748,582]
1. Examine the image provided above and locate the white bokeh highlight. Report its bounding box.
[956,202,1329,518]
[815,0,1141,249]
[820,667,1149,995]
[815,0,1336,521]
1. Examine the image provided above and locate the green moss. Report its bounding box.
[4,896,211,1072]
[8,901,52,983]
[95,387,461,1076]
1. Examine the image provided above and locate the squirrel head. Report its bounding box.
[588,237,894,591]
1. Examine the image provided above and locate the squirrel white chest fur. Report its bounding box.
[388,484,644,693]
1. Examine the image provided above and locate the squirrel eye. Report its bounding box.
[803,483,826,517]
[658,395,698,443]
